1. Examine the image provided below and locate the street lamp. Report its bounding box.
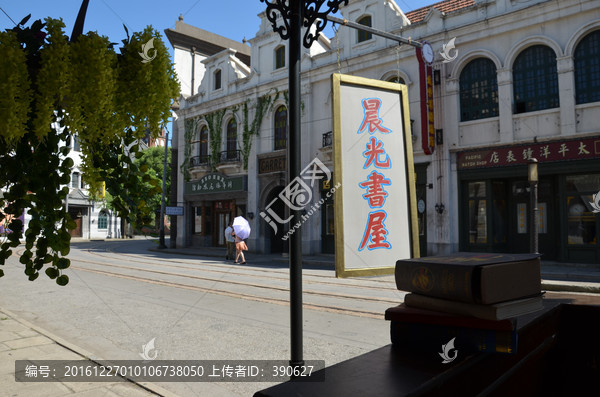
[260,0,348,369]
[528,158,538,254]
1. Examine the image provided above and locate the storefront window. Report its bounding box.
[567,196,596,245]
[492,181,507,244]
[468,181,487,244]
[566,174,599,246]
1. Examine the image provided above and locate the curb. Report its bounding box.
[0,306,179,397]
[542,281,600,294]
[149,248,600,293]
[149,248,336,268]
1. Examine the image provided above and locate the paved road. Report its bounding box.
[0,239,404,396]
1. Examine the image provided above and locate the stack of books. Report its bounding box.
[387,252,543,355]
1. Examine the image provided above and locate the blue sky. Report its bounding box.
[0,1,432,49]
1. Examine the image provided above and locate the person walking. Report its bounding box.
[224,222,235,260]
[234,234,247,264]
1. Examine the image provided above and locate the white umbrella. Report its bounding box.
[232,216,251,240]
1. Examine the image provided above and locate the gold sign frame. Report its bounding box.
[332,73,420,277]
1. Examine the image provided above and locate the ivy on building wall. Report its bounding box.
[181,88,287,174]
[181,117,200,181]
[240,88,279,169]
[205,109,226,171]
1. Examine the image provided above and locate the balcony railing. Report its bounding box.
[190,155,211,167]
[220,150,242,163]
[322,131,332,148]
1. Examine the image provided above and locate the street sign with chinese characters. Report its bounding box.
[185,174,247,195]
[332,74,419,277]
[457,136,600,170]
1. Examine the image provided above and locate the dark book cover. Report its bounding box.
[390,321,518,355]
[385,303,516,331]
[395,252,541,304]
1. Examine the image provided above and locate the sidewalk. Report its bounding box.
[150,244,600,293]
[0,307,176,397]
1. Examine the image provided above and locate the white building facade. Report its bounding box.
[170,0,600,264]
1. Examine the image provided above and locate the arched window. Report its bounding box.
[98,210,108,230]
[274,106,287,151]
[214,69,222,90]
[357,15,372,43]
[513,45,559,113]
[199,126,209,163]
[226,118,237,159]
[388,76,405,84]
[459,58,499,121]
[574,30,600,104]
[275,46,285,69]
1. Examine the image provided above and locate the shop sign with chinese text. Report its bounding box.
[332,74,419,277]
[185,174,246,195]
[457,136,600,170]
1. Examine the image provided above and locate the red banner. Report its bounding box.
[416,47,434,155]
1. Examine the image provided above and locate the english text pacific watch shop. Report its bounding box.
[456,135,600,264]
[184,173,248,248]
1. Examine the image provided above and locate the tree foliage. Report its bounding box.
[0,15,180,284]
[134,146,171,216]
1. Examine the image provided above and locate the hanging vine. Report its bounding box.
[205,108,226,171]
[0,15,179,285]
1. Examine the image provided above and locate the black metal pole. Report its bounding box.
[529,159,539,254]
[289,0,303,368]
[530,181,538,254]
[158,130,169,249]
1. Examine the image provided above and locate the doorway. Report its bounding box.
[265,187,286,254]
[461,177,558,260]
[508,177,557,259]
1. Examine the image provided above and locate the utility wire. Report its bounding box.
[0,5,17,26]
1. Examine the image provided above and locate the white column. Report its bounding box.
[497,68,514,143]
[557,56,576,136]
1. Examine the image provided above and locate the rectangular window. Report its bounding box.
[357,16,372,43]
[275,46,285,69]
[567,195,597,245]
[73,135,80,152]
[71,173,80,188]
[565,173,599,246]
[214,70,222,90]
[98,213,108,229]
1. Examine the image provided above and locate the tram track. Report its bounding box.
[83,242,398,291]
[15,241,403,319]
[70,258,401,305]
[72,265,386,319]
